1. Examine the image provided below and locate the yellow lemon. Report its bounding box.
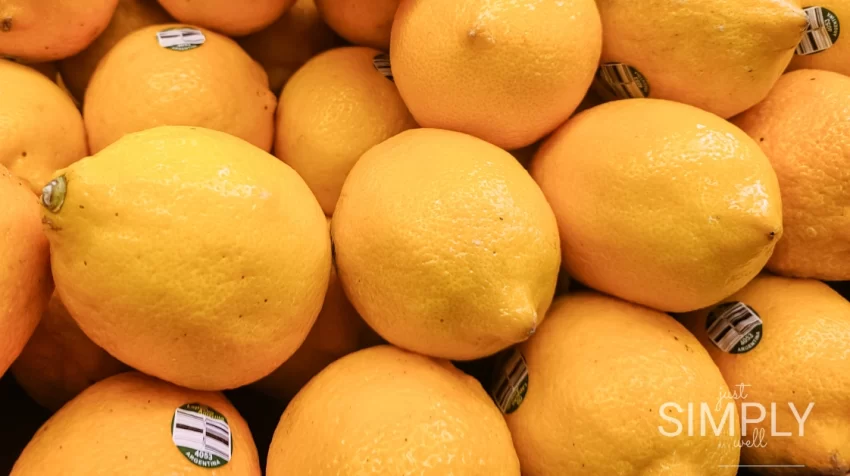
[593,0,807,118]
[332,128,560,360]
[531,99,783,313]
[41,126,330,390]
[274,46,416,215]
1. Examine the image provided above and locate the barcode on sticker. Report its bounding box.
[706,302,762,353]
[172,408,232,462]
[157,28,206,51]
[490,350,529,414]
[598,63,648,99]
[373,53,394,81]
[796,7,837,55]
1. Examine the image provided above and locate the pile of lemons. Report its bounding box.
[0,0,848,474]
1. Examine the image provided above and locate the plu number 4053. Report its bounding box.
[194,450,214,461]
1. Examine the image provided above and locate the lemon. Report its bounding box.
[389,0,602,149]
[237,0,337,94]
[593,0,807,118]
[12,294,127,411]
[267,346,520,475]
[274,46,416,214]
[0,165,52,378]
[680,275,850,473]
[41,126,330,390]
[11,372,261,475]
[732,69,850,280]
[502,292,740,475]
[531,99,783,312]
[332,128,560,360]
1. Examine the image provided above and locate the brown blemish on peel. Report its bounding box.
[41,216,61,231]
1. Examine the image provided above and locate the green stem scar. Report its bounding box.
[42,175,67,213]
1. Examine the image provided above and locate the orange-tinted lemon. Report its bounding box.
[0,165,52,378]
[238,0,337,94]
[251,258,382,401]
[502,292,739,475]
[84,24,276,153]
[787,1,849,77]
[267,345,520,475]
[12,294,127,411]
[58,0,173,102]
[156,0,295,36]
[732,69,850,280]
[0,59,88,193]
[0,0,119,61]
[315,0,399,50]
[11,372,261,475]
[389,0,602,149]
[680,275,850,473]
[274,46,417,214]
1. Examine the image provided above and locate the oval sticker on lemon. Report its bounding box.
[171,403,232,468]
[156,27,206,51]
[594,62,650,99]
[705,301,763,354]
[490,349,529,414]
[796,6,841,55]
[372,53,394,81]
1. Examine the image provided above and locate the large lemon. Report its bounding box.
[40,126,331,390]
